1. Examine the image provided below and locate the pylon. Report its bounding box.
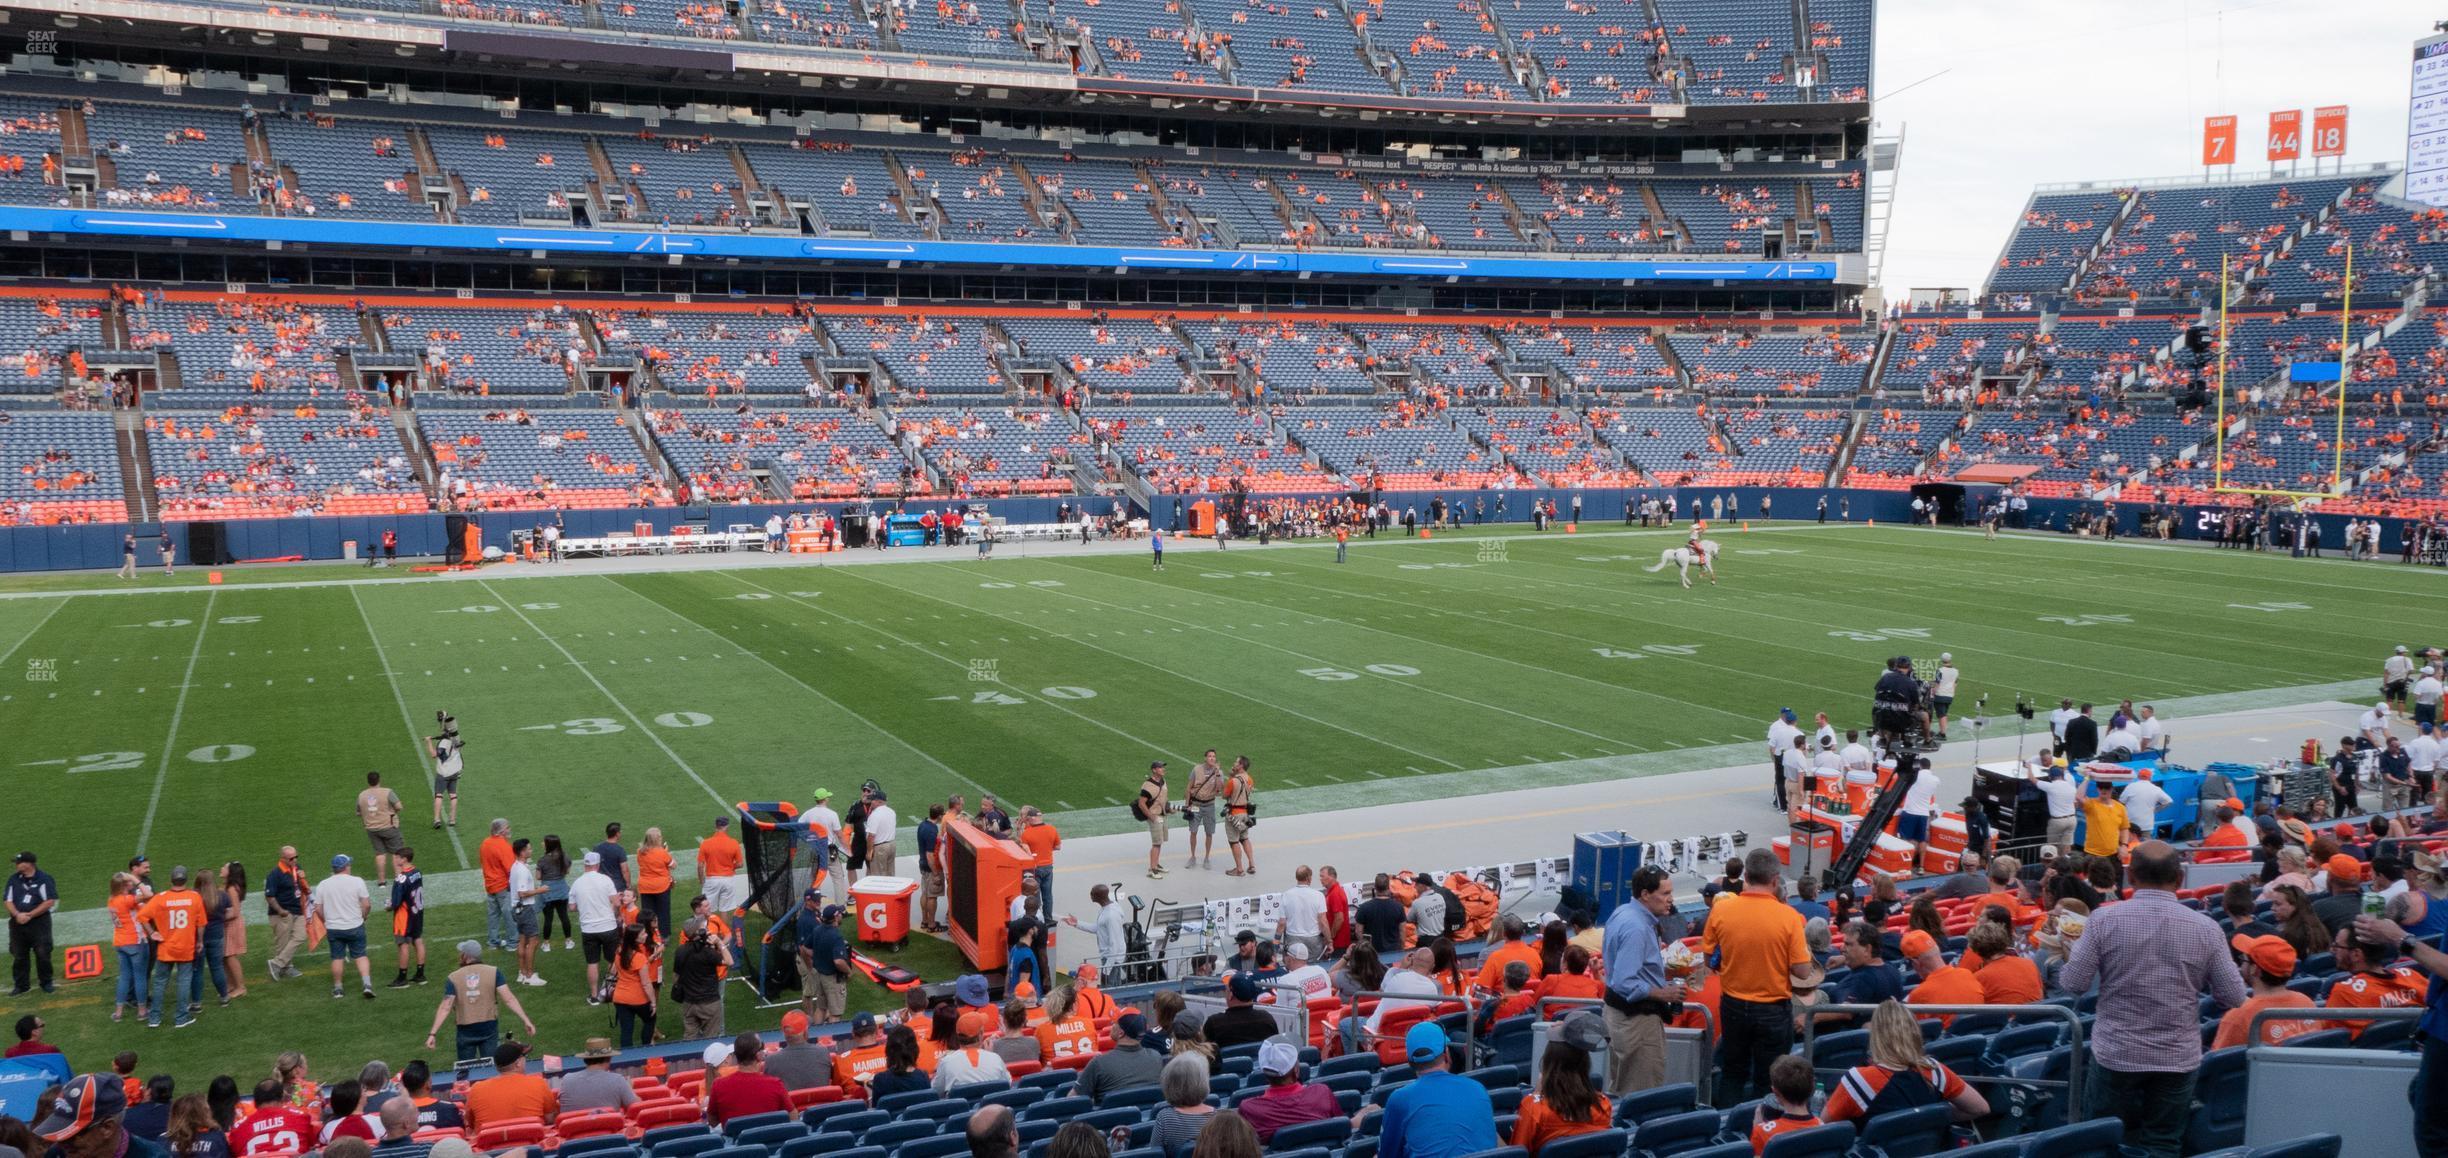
[1742,521,1750,532]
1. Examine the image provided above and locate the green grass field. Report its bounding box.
[0,523,2425,892]
[0,522,2429,1085]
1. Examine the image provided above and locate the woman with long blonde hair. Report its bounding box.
[1819,1000,1989,1125]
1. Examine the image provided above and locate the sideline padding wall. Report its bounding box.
[0,490,2429,574]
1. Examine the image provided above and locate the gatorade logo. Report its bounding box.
[864,904,887,929]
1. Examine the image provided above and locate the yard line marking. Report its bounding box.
[480,581,729,811]
[135,592,214,856]
[0,598,66,672]
[352,587,470,866]
[816,567,1464,772]
[596,578,991,797]
[1034,564,1652,747]
[735,572,1192,763]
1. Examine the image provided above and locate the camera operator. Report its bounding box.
[1872,657,1926,750]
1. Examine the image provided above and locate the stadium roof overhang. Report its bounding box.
[0,0,1871,136]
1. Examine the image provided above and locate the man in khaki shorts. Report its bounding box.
[356,771,406,889]
[1183,751,1224,871]
[1135,761,1172,880]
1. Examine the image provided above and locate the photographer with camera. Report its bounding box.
[1600,864,1684,1095]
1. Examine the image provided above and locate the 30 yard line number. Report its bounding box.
[1592,643,1703,659]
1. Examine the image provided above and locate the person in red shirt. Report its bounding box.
[706,1032,791,1125]
[2323,929,2428,1038]
[6,1015,59,1060]
[1320,865,1352,957]
[228,1078,315,1156]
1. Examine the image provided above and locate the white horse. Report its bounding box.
[1645,539,1722,587]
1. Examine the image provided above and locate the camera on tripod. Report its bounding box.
[2014,693,2037,721]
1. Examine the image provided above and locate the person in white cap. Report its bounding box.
[2385,646,2416,717]
[312,854,376,1001]
[1931,654,1960,741]
[568,851,620,1001]
[1238,1040,1338,1143]
[2362,701,2395,750]
[1275,940,1330,1001]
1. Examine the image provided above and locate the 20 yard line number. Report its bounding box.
[23,745,256,773]
[1591,643,1703,660]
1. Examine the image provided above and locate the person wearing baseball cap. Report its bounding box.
[2211,935,2318,1049]
[37,1073,158,1158]
[1512,1013,1613,1156]
[1237,1039,1337,1143]
[1077,1011,1162,1106]
[930,1009,1012,1094]
[706,1032,790,1127]
[424,940,536,1064]
[1135,761,1172,879]
[1364,1022,1495,1158]
[1900,930,1983,1027]
[828,1012,888,1091]
[804,789,843,903]
[1205,973,1279,1048]
[671,915,730,1043]
[792,893,850,1027]
[7,851,58,998]
[2313,856,2370,936]
[765,1010,833,1092]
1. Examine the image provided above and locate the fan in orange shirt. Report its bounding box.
[1899,930,1984,1026]
[135,867,208,1028]
[636,828,676,938]
[2322,930,2429,1038]
[1532,945,1605,1004]
[1965,924,2043,1006]
[1474,916,1543,991]
[1508,1015,1612,1156]
[697,817,746,915]
[1034,985,1101,1062]
[829,1013,890,1090]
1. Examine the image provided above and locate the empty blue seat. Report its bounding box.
[1630,1108,1721,1156]
[1023,1097,1091,1122]
[2182,1046,2250,1154]
[1943,1013,2011,1038]
[2353,1020,2416,1051]
[1104,1086,1166,1111]
[653,1137,728,1158]
[736,1124,806,1151]
[559,1137,637,1158]
[876,1092,937,1115]
[725,1112,797,1140]
[863,1122,935,1150]
[905,1101,971,1122]
[2022,1119,2122,1158]
[825,1112,892,1137]
[2005,1048,2072,1133]
[1271,1149,1331,1158]
[1985,1024,2060,1063]
[1075,1109,1137,1134]
[1269,1119,1352,1151]
[897,1136,971,1158]
[775,1137,833,1158]
[1672,1144,1753,1158]
[1850,1103,1951,1158]
[1322,1073,1376,1097]
[1016,1122,1057,1147]
[1342,1139,1376,1158]
[1613,1083,1698,1128]
[1488,1088,1522,1116]
[700,1147,775,1158]
[1316,1054,1382,1079]
[2247,1135,2343,1158]
[982,1088,1046,1112]
[1020,1071,1076,1093]
[1489,1016,1539,1069]
[949,1082,1010,1102]
[826,1148,888,1158]
[1927,1036,1989,1079]
[1758,1122,1853,1158]
[1464,1066,1524,1091]
[804,1104,870,1131]
[1530,1129,1623,1158]
[1454,1147,1527,1158]
[1809,1030,1870,1072]
[641,1129,710,1152]
[1948,1141,2027,1158]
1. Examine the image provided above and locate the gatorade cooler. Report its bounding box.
[849,875,918,946]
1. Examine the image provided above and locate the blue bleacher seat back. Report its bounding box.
[735,1124,805,1151]
[2245,1135,2343,1158]
[862,1122,935,1150]
[1612,1083,1698,1128]
[1268,1119,1352,1151]
[1629,1107,1721,1156]
[896,1136,972,1158]
[1756,1122,1853,1158]
[2182,1046,2250,1154]
[2022,1119,2123,1158]
[1849,1103,1950,1158]
[805,1104,870,1131]
[641,1128,711,1153]
[775,1137,833,1158]
[1528,1129,1623,1158]
[653,1137,728,1158]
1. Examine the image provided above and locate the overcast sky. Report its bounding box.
[1874,0,2434,295]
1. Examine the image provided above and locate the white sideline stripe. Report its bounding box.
[0,597,66,671]
[352,586,469,870]
[135,592,213,854]
[479,580,729,810]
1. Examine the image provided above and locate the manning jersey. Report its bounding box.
[137,887,206,962]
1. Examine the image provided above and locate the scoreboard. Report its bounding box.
[2410,33,2448,206]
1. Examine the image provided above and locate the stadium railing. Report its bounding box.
[2236,1007,2420,1152]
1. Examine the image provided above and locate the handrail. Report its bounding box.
[1802,1001,2087,1120]
[1348,988,1476,1054]
[1527,995,1716,1103]
[2243,1004,2418,1043]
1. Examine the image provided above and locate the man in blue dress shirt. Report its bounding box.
[1601,864,1685,1095]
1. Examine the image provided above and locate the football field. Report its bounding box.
[0,522,2426,893]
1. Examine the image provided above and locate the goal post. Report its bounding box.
[2209,250,2354,502]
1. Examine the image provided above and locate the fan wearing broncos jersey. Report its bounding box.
[2324,929,2427,1038]
[388,848,426,989]
[228,1080,314,1157]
